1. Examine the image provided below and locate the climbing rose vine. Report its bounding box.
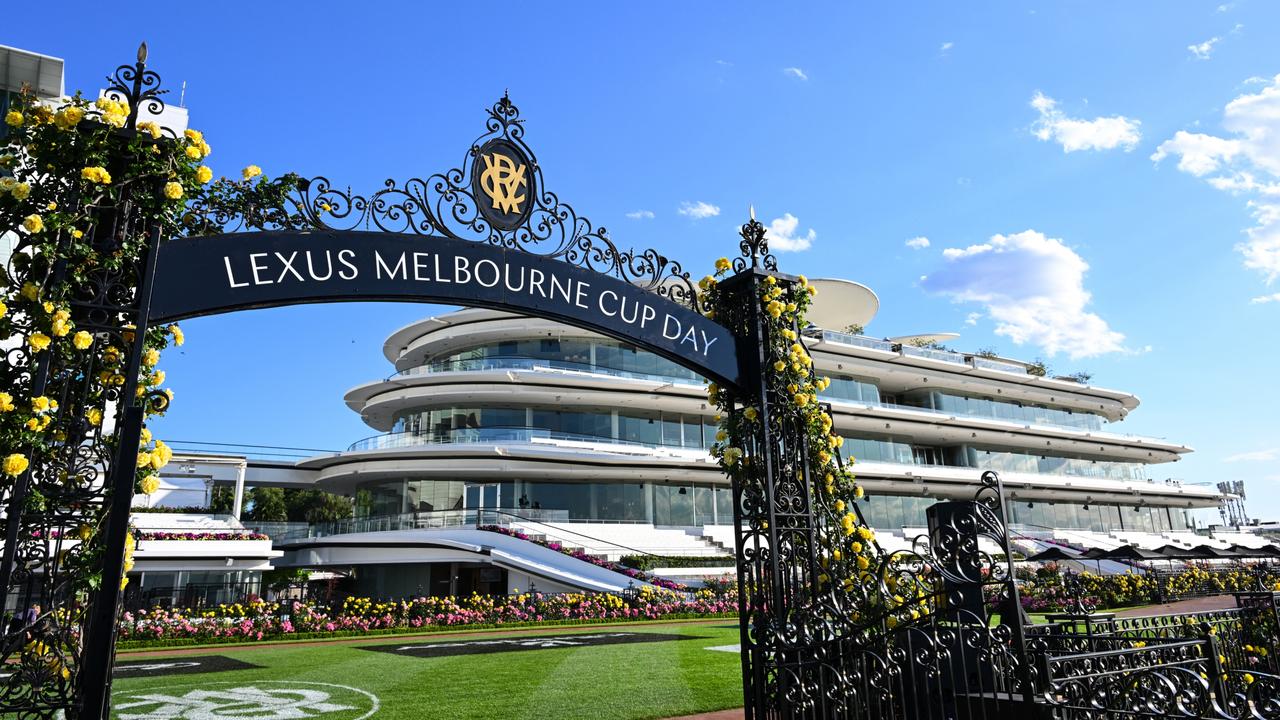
[0,85,298,688]
[697,258,933,630]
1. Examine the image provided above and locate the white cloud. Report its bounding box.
[625,210,655,220]
[1150,131,1242,175]
[905,236,931,249]
[939,42,954,53]
[920,229,1126,359]
[782,67,809,81]
[1188,37,1220,60]
[1225,448,1280,462]
[715,59,733,67]
[1218,2,1235,11]
[766,213,815,252]
[677,201,720,220]
[1030,92,1142,153]
[1152,74,1280,284]
[964,312,982,326]
[1252,293,1280,304]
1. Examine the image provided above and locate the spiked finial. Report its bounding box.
[137,42,148,64]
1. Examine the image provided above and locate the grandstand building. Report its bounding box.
[214,277,1225,597]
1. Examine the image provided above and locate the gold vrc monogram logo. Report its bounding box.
[479,152,528,215]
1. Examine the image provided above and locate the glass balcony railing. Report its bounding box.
[390,356,701,386]
[898,344,968,365]
[347,426,701,453]
[817,330,896,352]
[969,357,1029,375]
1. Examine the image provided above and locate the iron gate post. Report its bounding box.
[78,219,164,719]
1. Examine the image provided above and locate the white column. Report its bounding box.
[231,461,247,519]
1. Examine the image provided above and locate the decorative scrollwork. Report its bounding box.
[177,93,699,310]
[103,42,167,131]
[732,213,778,274]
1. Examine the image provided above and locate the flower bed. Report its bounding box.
[477,525,691,591]
[117,588,736,648]
[134,530,269,541]
[1014,565,1280,612]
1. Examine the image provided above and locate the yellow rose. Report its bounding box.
[714,257,731,272]
[22,214,44,234]
[3,453,29,476]
[184,128,204,142]
[143,348,160,366]
[0,301,6,319]
[137,451,152,469]
[28,333,51,352]
[242,165,262,181]
[5,110,23,127]
[0,392,13,412]
[11,182,31,200]
[169,324,185,346]
[184,145,202,160]
[195,165,213,184]
[86,408,102,426]
[162,181,183,200]
[72,331,93,350]
[139,474,160,495]
[136,120,161,139]
[50,318,71,337]
[151,440,173,469]
[81,166,112,185]
[31,396,50,413]
[54,105,84,131]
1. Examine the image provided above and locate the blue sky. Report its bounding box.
[8,2,1280,522]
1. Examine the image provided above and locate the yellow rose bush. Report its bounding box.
[0,71,303,694]
[697,233,930,633]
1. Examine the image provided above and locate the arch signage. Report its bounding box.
[149,229,740,387]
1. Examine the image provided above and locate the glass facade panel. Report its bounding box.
[426,337,702,384]
[654,484,695,526]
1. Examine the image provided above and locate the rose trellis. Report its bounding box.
[0,45,293,718]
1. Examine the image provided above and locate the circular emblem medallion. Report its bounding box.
[472,138,535,231]
[112,680,380,720]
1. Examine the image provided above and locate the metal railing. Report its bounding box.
[346,425,706,453]
[390,355,701,386]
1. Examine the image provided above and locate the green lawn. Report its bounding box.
[109,622,745,720]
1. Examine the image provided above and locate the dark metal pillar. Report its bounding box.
[78,219,164,720]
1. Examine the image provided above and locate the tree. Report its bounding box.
[209,486,234,514]
[284,489,352,523]
[246,487,288,522]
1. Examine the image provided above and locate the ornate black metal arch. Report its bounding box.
[180,92,701,311]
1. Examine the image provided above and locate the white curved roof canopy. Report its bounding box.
[806,278,879,331]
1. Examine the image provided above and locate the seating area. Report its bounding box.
[509,522,729,561]
[129,512,252,534]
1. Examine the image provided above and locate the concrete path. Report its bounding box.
[1112,594,1235,617]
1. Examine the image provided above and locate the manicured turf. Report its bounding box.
[109,622,745,720]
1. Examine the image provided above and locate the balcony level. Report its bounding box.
[344,366,1188,464]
